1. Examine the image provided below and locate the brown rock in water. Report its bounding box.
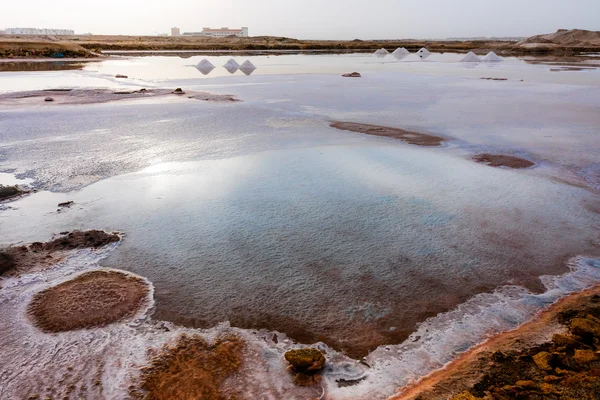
[533,351,554,371]
[573,349,598,365]
[284,348,326,386]
[571,317,600,339]
[284,348,326,371]
[172,88,185,94]
[342,72,361,77]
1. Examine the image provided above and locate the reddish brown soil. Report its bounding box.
[330,121,446,146]
[0,230,120,277]
[132,334,244,400]
[473,153,535,169]
[27,270,149,332]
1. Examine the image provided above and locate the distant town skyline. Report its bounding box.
[1,0,598,39]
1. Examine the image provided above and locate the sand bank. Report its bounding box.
[330,121,446,146]
[472,154,535,169]
[28,269,150,332]
[0,88,240,107]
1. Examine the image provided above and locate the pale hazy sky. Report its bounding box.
[2,0,599,39]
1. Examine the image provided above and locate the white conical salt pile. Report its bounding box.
[374,48,389,58]
[223,59,240,74]
[239,60,257,75]
[195,59,215,75]
[416,48,431,59]
[391,47,410,60]
[461,51,481,62]
[482,51,502,62]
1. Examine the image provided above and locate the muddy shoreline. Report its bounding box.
[393,284,600,400]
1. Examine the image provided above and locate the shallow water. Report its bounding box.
[1,53,599,397]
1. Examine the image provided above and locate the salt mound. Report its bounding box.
[239,60,257,75]
[196,59,216,75]
[483,51,502,62]
[391,47,410,60]
[461,51,481,62]
[416,48,431,59]
[223,59,240,74]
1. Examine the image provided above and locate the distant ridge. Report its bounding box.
[518,29,600,48]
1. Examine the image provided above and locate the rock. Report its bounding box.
[284,348,325,386]
[44,97,54,102]
[552,333,587,349]
[516,380,538,390]
[0,251,16,275]
[342,72,361,78]
[544,375,562,383]
[115,74,128,78]
[450,391,482,400]
[57,201,74,208]
[533,351,554,371]
[0,185,20,200]
[172,88,185,95]
[284,348,325,371]
[540,383,559,394]
[573,349,598,365]
[571,317,600,339]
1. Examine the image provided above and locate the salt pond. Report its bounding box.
[0,52,599,399]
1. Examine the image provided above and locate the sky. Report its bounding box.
[1,0,599,39]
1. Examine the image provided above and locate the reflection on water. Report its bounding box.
[195,58,257,76]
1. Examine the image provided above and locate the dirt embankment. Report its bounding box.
[0,38,97,58]
[393,285,600,400]
[3,31,596,59]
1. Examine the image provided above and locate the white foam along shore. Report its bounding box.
[1,237,599,399]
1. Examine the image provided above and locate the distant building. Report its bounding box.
[183,27,248,38]
[4,28,74,35]
[171,27,180,36]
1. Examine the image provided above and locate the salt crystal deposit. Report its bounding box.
[392,47,410,60]
[416,47,431,59]
[483,51,503,62]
